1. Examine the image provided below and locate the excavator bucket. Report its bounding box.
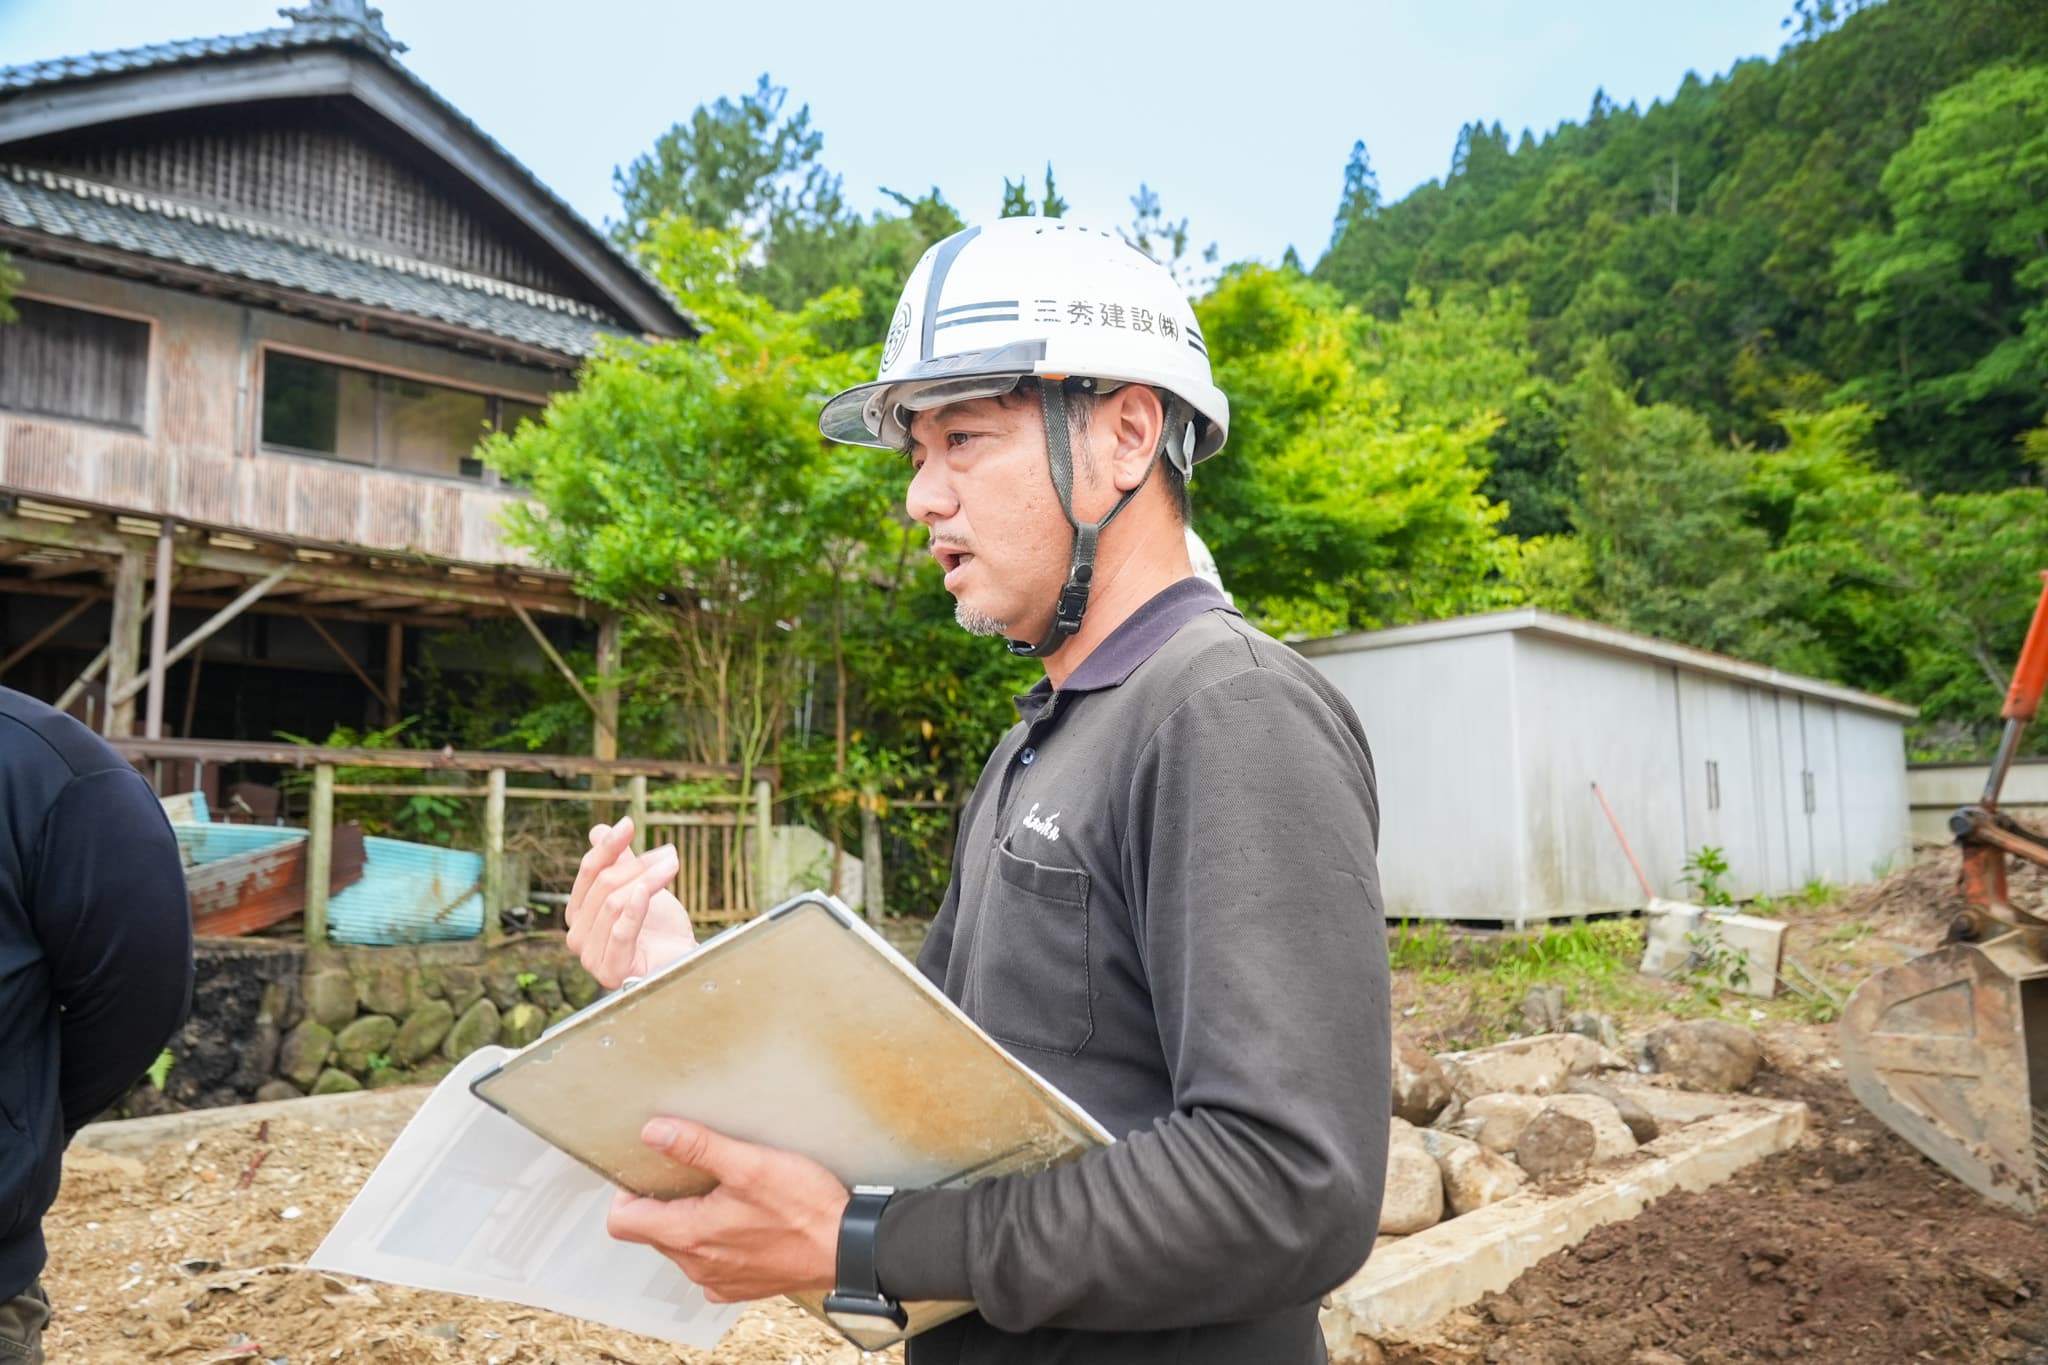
[1841,931,2048,1215]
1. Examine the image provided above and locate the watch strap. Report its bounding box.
[834,1184,894,1299]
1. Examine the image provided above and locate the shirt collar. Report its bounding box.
[1013,577,1238,719]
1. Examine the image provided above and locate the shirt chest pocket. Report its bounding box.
[969,841,1094,1057]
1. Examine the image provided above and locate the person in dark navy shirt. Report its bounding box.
[0,685,193,1364]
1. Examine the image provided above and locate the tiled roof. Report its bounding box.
[0,163,628,358]
[0,4,691,339]
[0,20,397,93]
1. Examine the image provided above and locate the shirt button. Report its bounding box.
[1019,747,1036,766]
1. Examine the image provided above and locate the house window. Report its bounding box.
[0,298,150,430]
[259,351,540,480]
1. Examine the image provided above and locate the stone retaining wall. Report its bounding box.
[128,919,934,1117]
[128,935,602,1115]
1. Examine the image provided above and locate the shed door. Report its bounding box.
[1799,699,1847,884]
[1753,692,1799,892]
[1676,674,1769,898]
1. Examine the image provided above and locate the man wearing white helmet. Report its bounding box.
[569,219,1389,1364]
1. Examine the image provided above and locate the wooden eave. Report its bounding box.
[0,495,591,624]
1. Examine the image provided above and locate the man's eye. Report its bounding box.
[946,431,973,448]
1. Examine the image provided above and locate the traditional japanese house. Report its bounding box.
[0,1,692,762]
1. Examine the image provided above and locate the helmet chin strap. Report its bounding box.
[1007,381,1193,660]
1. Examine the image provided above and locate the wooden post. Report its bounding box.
[484,767,507,940]
[306,763,335,945]
[628,773,648,855]
[595,613,620,763]
[104,545,147,737]
[107,565,292,708]
[753,779,773,913]
[861,789,885,922]
[144,523,174,739]
[384,621,404,727]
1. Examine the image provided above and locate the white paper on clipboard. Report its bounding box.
[467,891,1113,1350]
[308,1046,744,1347]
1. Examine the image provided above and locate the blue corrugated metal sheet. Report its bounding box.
[174,821,302,864]
[326,837,484,945]
[172,822,483,945]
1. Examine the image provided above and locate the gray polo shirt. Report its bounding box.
[877,578,1390,1365]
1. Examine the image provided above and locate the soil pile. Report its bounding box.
[1833,838,2048,947]
[1388,1064,2048,1364]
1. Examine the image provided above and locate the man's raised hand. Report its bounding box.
[564,817,698,988]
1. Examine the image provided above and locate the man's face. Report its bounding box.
[904,393,1080,640]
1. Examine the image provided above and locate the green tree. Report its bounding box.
[1833,63,2048,488]
[482,222,866,775]
[1309,0,2048,482]
[0,251,16,321]
[610,74,838,248]
[1562,353,1784,658]
[1193,267,1519,635]
[1000,164,1067,219]
[1122,183,1219,294]
[1316,141,1400,315]
[607,76,965,350]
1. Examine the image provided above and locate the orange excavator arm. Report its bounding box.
[1841,570,2048,1216]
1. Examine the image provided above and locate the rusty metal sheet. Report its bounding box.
[183,821,365,937]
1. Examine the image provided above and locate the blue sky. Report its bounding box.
[0,1,1796,268]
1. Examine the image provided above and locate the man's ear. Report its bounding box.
[1102,385,1166,493]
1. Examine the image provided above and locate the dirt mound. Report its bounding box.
[1828,839,2047,946]
[1388,1064,2048,1364]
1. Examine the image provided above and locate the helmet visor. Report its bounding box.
[819,340,1048,448]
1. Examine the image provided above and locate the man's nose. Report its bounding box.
[904,455,955,525]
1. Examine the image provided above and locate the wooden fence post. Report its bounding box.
[628,774,648,855]
[306,763,334,945]
[754,778,773,913]
[861,789,885,922]
[484,767,507,940]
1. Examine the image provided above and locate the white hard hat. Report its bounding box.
[819,219,1230,468]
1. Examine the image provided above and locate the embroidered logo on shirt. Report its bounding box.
[1021,802,1062,843]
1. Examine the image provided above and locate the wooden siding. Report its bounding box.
[0,415,534,564]
[0,298,150,428]
[23,111,590,300]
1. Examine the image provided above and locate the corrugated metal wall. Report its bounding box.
[1298,620,1912,924]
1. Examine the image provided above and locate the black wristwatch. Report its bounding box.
[823,1184,907,1332]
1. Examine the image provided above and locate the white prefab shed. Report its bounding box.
[1293,610,1916,926]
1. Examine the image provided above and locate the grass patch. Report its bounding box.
[1389,918,1682,1047]
[1749,879,1842,918]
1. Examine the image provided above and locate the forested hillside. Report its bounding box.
[1314,0,2048,494]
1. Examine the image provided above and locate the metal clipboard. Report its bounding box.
[469,891,1111,1350]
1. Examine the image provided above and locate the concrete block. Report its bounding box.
[763,824,863,914]
[1704,912,1786,998]
[1640,904,1784,998]
[1327,1100,1806,1339]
